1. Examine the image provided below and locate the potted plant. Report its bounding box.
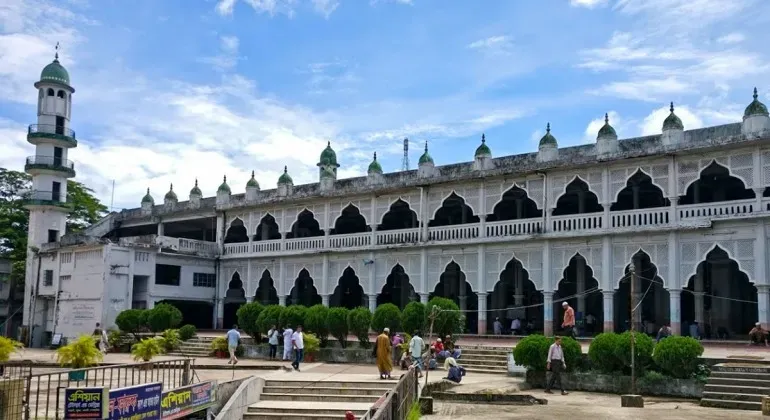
[56,335,104,381]
[131,337,164,366]
[303,333,320,363]
[158,329,181,352]
[210,337,228,358]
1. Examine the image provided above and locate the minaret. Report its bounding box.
[23,44,76,345]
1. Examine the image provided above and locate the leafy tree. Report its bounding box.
[279,305,307,330]
[304,304,330,346]
[347,307,373,348]
[326,307,350,348]
[257,305,284,334]
[425,297,464,338]
[147,303,182,332]
[236,302,264,340]
[115,309,148,339]
[401,302,426,335]
[66,180,108,232]
[372,303,401,334]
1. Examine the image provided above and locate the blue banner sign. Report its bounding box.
[108,382,162,420]
[64,387,109,419]
[160,381,216,420]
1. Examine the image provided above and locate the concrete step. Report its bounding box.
[262,386,387,396]
[712,363,770,374]
[457,357,508,364]
[463,367,508,375]
[245,413,368,420]
[461,349,510,355]
[458,360,507,368]
[264,380,396,389]
[707,377,770,387]
[700,398,762,411]
[702,391,764,403]
[704,384,770,395]
[259,393,379,403]
[710,371,770,381]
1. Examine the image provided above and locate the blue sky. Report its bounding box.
[1,0,769,210]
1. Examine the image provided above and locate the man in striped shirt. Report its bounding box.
[545,336,568,395]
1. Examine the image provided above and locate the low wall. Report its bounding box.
[243,344,377,364]
[525,371,704,399]
[210,377,249,415]
[214,376,265,420]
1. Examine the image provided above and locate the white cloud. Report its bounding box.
[214,0,343,18]
[311,0,339,18]
[717,33,745,45]
[639,104,704,136]
[370,0,413,5]
[584,111,621,142]
[467,36,511,52]
[215,0,238,15]
[569,0,608,8]
[200,35,241,71]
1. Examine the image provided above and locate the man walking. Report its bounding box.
[226,325,241,365]
[282,326,294,360]
[545,336,568,395]
[267,325,279,359]
[408,330,425,377]
[291,325,305,371]
[561,302,576,338]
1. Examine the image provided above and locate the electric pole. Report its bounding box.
[630,265,636,394]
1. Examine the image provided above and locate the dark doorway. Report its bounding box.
[224,219,249,244]
[254,214,281,241]
[288,269,322,306]
[379,199,419,231]
[331,267,367,309]
[377,264,416,309]
[429,193,480,227]
[155,300,213,329]
[552,178,603,216]
[680,161,755,205]
[487,258,543,334]
[555,255,602,336]
[487,186,543,222]
[254,270,279,305]
[611,171,670,211]
[286,210,324,239]
[332,205,370,235]
[223,272,246,328]
[430,262,478,333]
[614,251,669,334]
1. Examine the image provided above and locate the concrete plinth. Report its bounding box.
[761,396,770,415]
[620,394,644,408]
[419,396,434,414]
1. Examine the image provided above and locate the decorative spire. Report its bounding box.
[663,102,684,131]
[246,170,259,188]
[278,166,293,185]
[604,113,609,124]
[670,102,675,113]
[743,87,769,118]
[374,152,377,160]
[368,151,383,175]
[284,166,288,173]
[546,122,551,133]
[169,183,173,191]
[481,133,486,143]
[55,42,59,61]
[754,87,759,101]
[195,179,198,187]
[539,122,558,148]
[190,178,202,196]
[598,113,617,139]
[223,175,227,183]
[424,141,428,153]
[419,141,434,165]
[217,175,231,194]
[475,133,492,158]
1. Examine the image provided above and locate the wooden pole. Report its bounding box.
[423,306,437,388]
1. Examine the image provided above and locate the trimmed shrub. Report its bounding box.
[372,303,402,334]
[653,336,704,379]
[158,329,181,352]
[147,303,182,332]
[280,305,308,330]
[236,302,265,340]
[304,304,330,346]
[327,307,350,348]
[401,302,426,335]
[615,331,654,375]
[559,336,583,372]
[348,307,373,348]
[115,309,148,338]
[178,324,196,341]
[425,297,464,338]
[588,333,624,373]
[257,305,284,334]
[513,335,583,372]
[304,333,320,355]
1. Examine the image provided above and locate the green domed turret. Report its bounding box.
[539,123,558,148]
[744,87,769,118]
[418,142,434,165]
[190,179,202,196]
[475,134,491,157]
[164,184,177,201]
[246,171,259,188]
[597,113,617,138]
[318,141,339,167]
[39,46,71,86]
[662,102,684,131]
[320,167,336,179]
[217,175,231,194]
[368,152,383,175]
[278,166,293,185]
[141,188,154,205]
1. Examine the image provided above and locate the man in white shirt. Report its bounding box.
[408,330,425,377]
[291,325,305,371]
[545,336,568,395]
[493,318,503,335]
[282,327,294,361]
[511,318,522,335]
[225,325,241,365]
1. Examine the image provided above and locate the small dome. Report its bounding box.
[190,179,202,196]
[246,170,259,188]
[744,87,769,118]
[40,57,70,86]
[141,188,154,205]
[475,134,492,157]
[368,152,383,175]
[319,141,339,166]
[320,167,336,179]
[418,142,434,165]
[597,113,617,138]
[278,166,293,185]
[662,102,684,131]
[539,123,558,148]
[217,175,231,194]
[164,184,177,201]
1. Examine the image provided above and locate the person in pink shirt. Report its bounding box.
[391,333,404,364]
[562,302,576,338]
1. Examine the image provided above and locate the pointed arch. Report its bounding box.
[332,203,371,235]
[555,254,603,336]
[224,218,249,244]
[254,213,281,241]
[487,185,543,222]
[224,271,246,328]
[487,257,544,334]
[254,269,279,305]
[681,244,754,285]
[614,250,669,333]
[288,268,322,306]
[611,170,670,211]
[680,160,755,205]
[286,209,324,239]
[430,261,478,333]
[379,199,419,231]
[331,266,367,309]
[377,264,416,310]
[429,192,480,227]
[552,177,603,216]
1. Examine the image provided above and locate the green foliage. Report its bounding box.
[372,303,402,334]
[257,305,284,334]
[131,337,164,362]
[399,333,412,352]
[107,330,132,352]
[425,298,464,338]
[236,302,264,340]
[158,329,181,352]
[615,331,654,375]
[280,305,308,330]
[115,309,148,338]
[406,401,421,420]
[639,370,668,388]
[401,302,426,335]
[0,336,22,362]
[513,335,582,372]
[559,336,583,372]
[347,307,373,348]
[210,337,228,353]
[66,180,109,232]
[652,336,705,379]
[588,333,624,373]
[303,332,320,354]
[327,307,350,348]
[304,304,330,346]
[56,335,104,369]
[178,324,196,341]
[147,303,183,332]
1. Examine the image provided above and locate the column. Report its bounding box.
[322,295,330,306]
[420,248,428,296]
[601,290,613,332]
[278,259,286,305]
[668,156,678,225]
[370,196,378,245]
[756,220,768,328]
[420,293,429,304]
[157,222,164,236]
[601,167,610,229]
[324,203,331,248]
[368,251,376,310]
[477,244,486,293]
[368,295,377,312]
[694,267,705,325]
[419,187,428,242]
[215,214,225,254]
[668,289,681,335]
[514,264,524,306]
[543,291,554,336]
[632,257,642,330]
[321,254,330,298]
[280,210,287,251]
[478,181,486,238]
[478,293,488,334]
[278,295,286,306]
[576,257,585,315]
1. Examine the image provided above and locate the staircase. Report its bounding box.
[244,379,395,419]
[168,336,215,358]
[700,363,770,411]
[455,346,509,375]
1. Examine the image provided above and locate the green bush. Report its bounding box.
[158,329,181,352]
[178,324,196,341]
[372,303,402,334]
[653,336,704,379]
[147,303,183,332]
[304,304,330,346]
[401,302,425,335]
[615,331,654,375]
[303,332,320,355]
[513,335,583,372]
[559,336,583,372]
[327,307,350,348]
[348,307,373,348]
[236,302,264,340]
[588,333,624,373]
[257,305,284,334]
[115,309,148,338]
[280,305,308,330]
[425,297,464,338]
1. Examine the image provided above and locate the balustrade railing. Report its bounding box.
[611,207,670,229]
[252,239,282,253]
[428,224,479,241]
[377,228,420,245]
[224,242,250,255]
[285,236,325,251]
[329,232,371,248]
[551,213,603,232]
[178,238,218,255]
[486,219,542,236]
[678,199,757,220]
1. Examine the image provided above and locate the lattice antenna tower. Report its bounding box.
[402,138,409,171]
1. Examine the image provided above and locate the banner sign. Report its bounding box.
[108,382,162,420]
[160,381,216,420]
[64,387,109,419]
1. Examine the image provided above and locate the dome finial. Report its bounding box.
[754,87,759,100]
[327,140,331,147]
[670,102,674,113]
[169,183,173,191]
[251,170,255,178]
[546,122,551,133]
[424,141,428,153]
[373,152,377,160]
[146,187,150,194]
[54,42,59,61]
[194,178,198,187]
[223,175,227,183]
[604,113,609,124]
[481,133,486,143]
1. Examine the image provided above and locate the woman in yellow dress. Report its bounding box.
[375,328,393,379]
